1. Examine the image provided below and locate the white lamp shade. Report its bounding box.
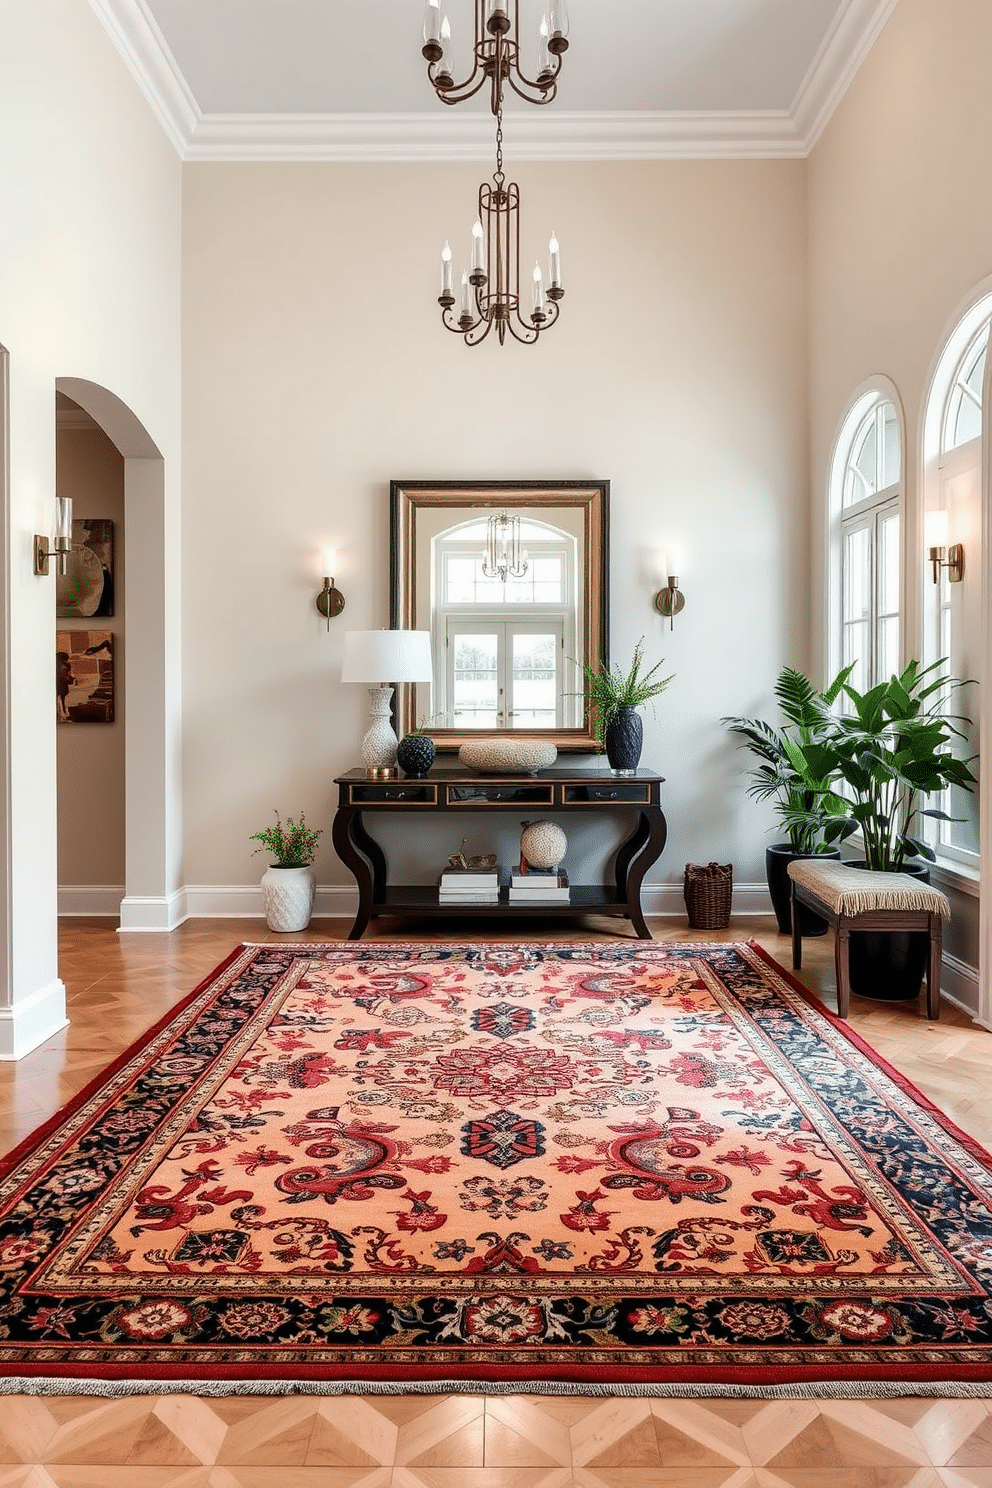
[341,629,433,684]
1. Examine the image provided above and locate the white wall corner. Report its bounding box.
[118,889,189,932]
[0,979,68,1061]
[85,0,198,157]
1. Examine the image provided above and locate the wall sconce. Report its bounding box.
[653,550,685,629]
[34,496,73,577]
[315,547,345,629]
[925,510,964,585]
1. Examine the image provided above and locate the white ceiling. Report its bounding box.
[89,0,899,160]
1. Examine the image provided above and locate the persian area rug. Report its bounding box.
[1,940,992,1395]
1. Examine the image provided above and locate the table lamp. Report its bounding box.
[341,629,433,774]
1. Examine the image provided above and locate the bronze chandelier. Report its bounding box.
[422,0,569,112]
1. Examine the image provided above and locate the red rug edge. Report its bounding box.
[0,943,251,1183]
[746,937,992,1171]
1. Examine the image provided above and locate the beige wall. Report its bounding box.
[56,413,125,889]
[181,158,809,892]
[808,0,992,985]
[0,0,181,1047]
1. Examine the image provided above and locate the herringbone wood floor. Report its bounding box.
[0,913,985,1487]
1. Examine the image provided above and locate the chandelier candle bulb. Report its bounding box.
[423,0,441,46]
[459,270,473,320]
[549,231,561,287]
[538,14,551,74]
[532,262,545,317]
[471,217,486,275]
[486,0,510,33]
[440,240,453,298]
[548,0,570,42]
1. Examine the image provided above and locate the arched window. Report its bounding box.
[830,391,903,695]
[922,300,990,866]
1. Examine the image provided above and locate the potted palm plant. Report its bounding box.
[816,659,976,997]
[723,666,851,934]
[250,810,322,932]
[579,638,673,774]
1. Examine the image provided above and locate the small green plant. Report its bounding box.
[579,638,673,743]
[249,811,322,868]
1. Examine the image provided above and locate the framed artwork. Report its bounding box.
[56,518,114,618]
[56,631,114,724]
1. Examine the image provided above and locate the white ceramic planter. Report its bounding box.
[260,865,315,932]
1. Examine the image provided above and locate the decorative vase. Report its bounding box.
[604,705,643,775]
[396,734,436,777]
[519,819,568,871]
[260,865,315,932]
[844,861,932,1001]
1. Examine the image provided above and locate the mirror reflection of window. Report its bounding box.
[434,518,579,728]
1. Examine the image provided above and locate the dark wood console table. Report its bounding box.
[332,764,667,941]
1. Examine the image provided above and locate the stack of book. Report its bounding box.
[438,867,501,904]
[508,869,570,903]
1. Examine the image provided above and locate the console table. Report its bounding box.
[331,764,667,941]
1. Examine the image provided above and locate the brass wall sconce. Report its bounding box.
[315,547,345,629]
[653,551,685,629]
[34,496,73,576]
[925,511,964,585]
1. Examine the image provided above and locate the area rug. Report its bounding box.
[1,940,991,1395]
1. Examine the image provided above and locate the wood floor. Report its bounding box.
[0,912,986,1488]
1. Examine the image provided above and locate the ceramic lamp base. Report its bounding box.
[361,685,398,771]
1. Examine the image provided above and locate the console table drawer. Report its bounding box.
[346,783,438,805]
[563,783,652,804]
[445,783,555,806]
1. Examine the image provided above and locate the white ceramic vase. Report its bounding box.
[260,865,315,932]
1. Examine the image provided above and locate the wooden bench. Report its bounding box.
[787,859,950,1021]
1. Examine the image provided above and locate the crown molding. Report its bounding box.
[88,0,899,164]
[87,0,199,156]
[791,0,900,151]
[182,109,807,163]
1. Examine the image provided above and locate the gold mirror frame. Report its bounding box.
[390,479,609,751]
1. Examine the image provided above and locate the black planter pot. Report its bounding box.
[396,734,436,778]
[604,706,643,774]
[765,843,839,936]
[844,860,931,1001]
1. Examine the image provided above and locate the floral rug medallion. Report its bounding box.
[1,940,991,1390]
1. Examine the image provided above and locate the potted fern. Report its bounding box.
[723,665,851,934]
[250,810,322,932]
[580,638,673,774]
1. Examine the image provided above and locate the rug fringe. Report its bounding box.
[0,1377,988,1399]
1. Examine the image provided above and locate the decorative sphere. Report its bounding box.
[519,819,567,871]
[396,734,436,778]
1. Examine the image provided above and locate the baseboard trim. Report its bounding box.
[58,886,125,917]
[118,891,189,933]
[0,978,69,1060]
[939,951,980,1019]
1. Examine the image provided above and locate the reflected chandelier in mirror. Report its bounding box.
[390,479,609,751]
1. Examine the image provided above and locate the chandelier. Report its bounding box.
[437,106,563,346]
[482,511,529,581]
[422,0,569,112]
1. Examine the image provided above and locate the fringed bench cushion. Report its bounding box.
[786,859,950,920]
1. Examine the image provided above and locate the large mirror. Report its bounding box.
[391,479,609,751]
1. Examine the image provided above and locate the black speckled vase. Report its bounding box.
[396,734,436,778]
[604,706,642,775]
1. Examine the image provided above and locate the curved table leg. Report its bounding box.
[332,808,379,941]
[618,809,668,940]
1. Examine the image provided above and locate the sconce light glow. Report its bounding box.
[315,545,345,628]
[926,509,963,585]
[653,545,685,629]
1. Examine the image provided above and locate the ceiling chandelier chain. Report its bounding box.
[422,0,570,113]
[436,96,563,347]
[481,510,529,582]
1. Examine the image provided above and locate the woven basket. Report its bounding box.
[683,861,733,930]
